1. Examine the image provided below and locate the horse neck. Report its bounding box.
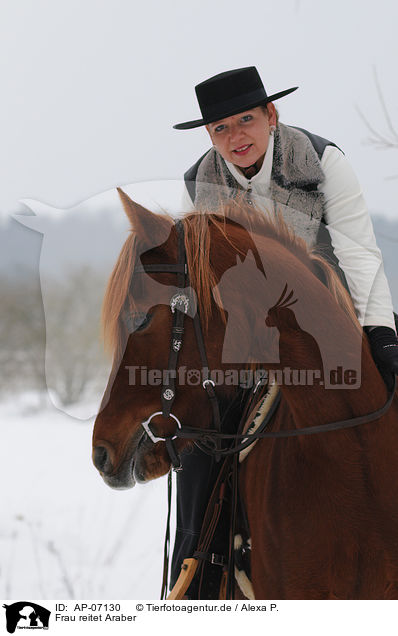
[200,215,390,429]
[268,307,388,430]
[236,233,389,429]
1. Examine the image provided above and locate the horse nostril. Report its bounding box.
[93,446,113,475]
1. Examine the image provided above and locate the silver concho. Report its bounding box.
[170,292,190,314]
[163,388,174,401]
[172,339,181,352]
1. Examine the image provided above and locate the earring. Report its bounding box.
[270,125,276,134]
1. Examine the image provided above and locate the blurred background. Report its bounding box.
[1,0,397,599]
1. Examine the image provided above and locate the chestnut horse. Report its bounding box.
[92,189,398,599]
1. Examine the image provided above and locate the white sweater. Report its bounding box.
[182,134,396,331]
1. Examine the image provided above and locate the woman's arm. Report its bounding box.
[319,145,396,331]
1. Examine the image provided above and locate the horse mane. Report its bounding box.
[182,198,361,334]
[102,198,361,360]
[101,214,174,359]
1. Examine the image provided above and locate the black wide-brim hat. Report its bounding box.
[173,66,298,130]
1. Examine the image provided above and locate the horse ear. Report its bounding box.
[117,187,172,245]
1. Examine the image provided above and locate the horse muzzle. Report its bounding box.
[92,442,137,490]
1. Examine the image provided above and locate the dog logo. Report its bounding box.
[2,602,51,633]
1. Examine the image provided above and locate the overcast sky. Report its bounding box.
[1,0,398,219]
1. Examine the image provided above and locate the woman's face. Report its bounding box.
[206,104,276,169]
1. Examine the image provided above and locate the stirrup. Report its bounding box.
[167,558,198,600]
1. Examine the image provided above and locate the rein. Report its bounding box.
[175,377,397,446]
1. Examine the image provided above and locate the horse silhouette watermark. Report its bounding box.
[2,602,51,633]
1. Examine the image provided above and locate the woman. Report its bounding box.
[170,66,398,597]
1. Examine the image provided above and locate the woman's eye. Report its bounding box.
[125,312,152,333]
[214,124,225,133]
[241,114,253,123]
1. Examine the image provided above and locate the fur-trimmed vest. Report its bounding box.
[184,123,340,248]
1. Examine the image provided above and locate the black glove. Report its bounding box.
[365,326,398,390]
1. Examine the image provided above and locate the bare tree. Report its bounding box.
[356,68,398,247]
[1,265,110,407]
[42,265,110,407]
[356,67,398,159]
[0,274,46,395]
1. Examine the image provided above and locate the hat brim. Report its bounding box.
[173,86,298,130]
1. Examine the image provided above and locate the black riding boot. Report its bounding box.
[170,445,228,599]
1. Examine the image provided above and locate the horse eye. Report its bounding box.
[125,312,152,333]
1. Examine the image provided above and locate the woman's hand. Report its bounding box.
[365,326,398,390]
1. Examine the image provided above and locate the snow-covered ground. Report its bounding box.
[0,393,174,599]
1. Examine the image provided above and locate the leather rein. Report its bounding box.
[137,220,397,467]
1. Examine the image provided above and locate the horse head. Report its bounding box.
[92,191,242,489]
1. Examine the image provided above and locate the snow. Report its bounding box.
[0,394,175,599]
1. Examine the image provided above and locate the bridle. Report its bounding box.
[136,219,396,470]
[136,219,222,470]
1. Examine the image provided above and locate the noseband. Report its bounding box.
[135,219,397,472]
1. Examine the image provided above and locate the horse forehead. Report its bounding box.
[133,276,197,319]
